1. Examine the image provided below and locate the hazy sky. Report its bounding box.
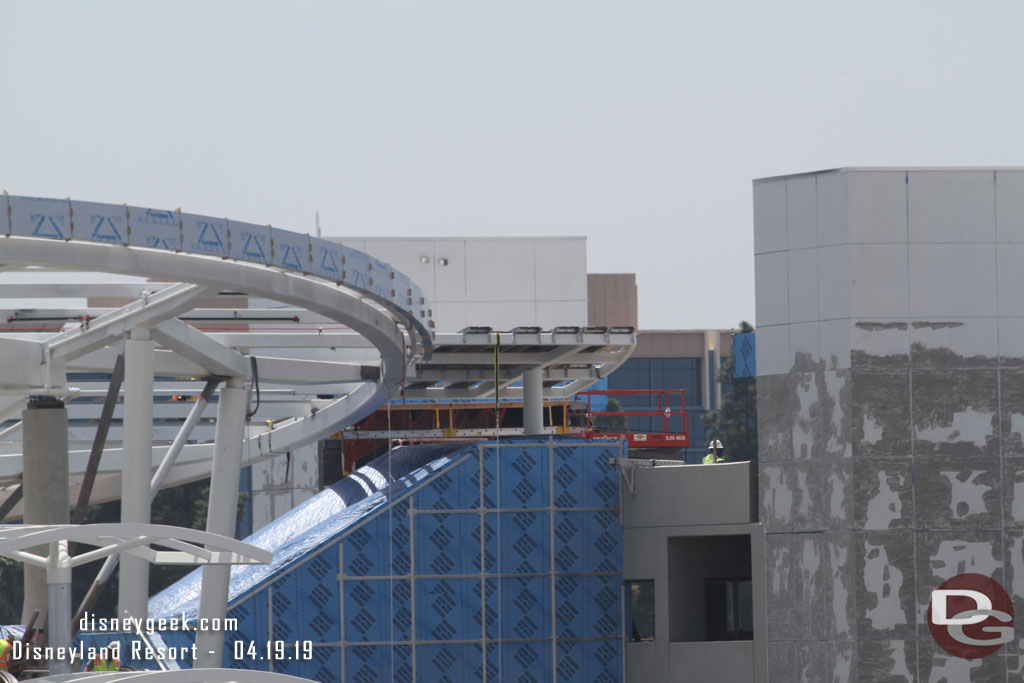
[3,1,1024,329]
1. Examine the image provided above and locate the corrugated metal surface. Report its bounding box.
[88,438,625,680]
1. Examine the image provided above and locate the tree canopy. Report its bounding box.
[702,321,757,462]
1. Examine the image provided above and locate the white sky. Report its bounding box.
[3,1,1024,329]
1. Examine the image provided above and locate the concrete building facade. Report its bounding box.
[755,168,1024,680]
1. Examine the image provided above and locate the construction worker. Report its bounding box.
[0,636,10,672]
[703,438,725,464]
[85,642,121,672]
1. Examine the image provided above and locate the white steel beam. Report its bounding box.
[151,320,248,378]
[46,283,208,362]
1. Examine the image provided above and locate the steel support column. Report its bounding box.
[523,367,544,435]
[46,539,72,675]
[119,329,153,620]
[21,397,68,628]
[195,379,247,668]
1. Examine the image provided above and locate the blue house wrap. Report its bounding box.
[83,437,626,682]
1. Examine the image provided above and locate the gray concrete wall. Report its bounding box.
[754,168,1024,681]
[622,461,767,682]
[622,460,757,528]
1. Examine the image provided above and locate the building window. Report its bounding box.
[627,579,655,642]
[704,578,753,641]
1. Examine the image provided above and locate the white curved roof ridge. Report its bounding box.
[0,193,434,355]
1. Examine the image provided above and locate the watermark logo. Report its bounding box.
[928,573,1014,659]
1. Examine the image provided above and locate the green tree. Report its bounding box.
[702,321,757,462]
[594,397,628,433]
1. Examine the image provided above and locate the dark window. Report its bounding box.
[704,578,753,641]
[627,580,656,642]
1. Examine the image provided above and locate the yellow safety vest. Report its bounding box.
[703,452,724,464]
[0,639,9,671]
[93,656,121,671]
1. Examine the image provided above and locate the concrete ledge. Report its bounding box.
[621,460,758,528]
[670,640,754,682]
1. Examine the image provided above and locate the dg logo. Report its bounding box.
[928,573,1014,660]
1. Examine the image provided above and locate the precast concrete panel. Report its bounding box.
[753,179,787,254]
[847,170,907,243]
[535,238,587,302]
[127,205,181,251]
[787,248,819,324]
[754,167,1024,682]
[270,227,310,273]
[995,170,1024,242]
[815,172,847,248]
[466,300,535,330]
[909,243,997,317]
[432,239,466,303]
[754,251,789,327]
[536,300,588,328]
[361,239,437,301]
[908,170,996,243]
[817,244,851,320]
[9,196,70,240]
[786,176,818,250]
[0,193,8,234]
[997,244,1024,316]
[849,244,909,318]
[181,212,230,257]
[228,220,271,264]
[754,324,789,377]
[465,239,536,302]
[431,302,467,332]
[70,200,128,245]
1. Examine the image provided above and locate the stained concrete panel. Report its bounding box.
[791,370,822,460]
[794,534,827,642]
[767,640,798,683]
[795,640,828,683]
[907,170,996,244]
[853,459,913,530]
[909,243,998,318]
[820,370,851,459]
[1000,367,1024,455]
[850,370,911,457]
[757,374,793,462]
[826,641,856,683]
[788,248,820,324]
[854,639,915,682]
[825,462,853,532]
[917,639,1004,682]
[998,318,1024,366]
[915,456,1000,529]
[760,461,824,533]
[849,244,909,319]
[824,532,855,640]
[908,318,998,368]
[787,176,818,251]
[851,322,909,371]
[789,326,820,374]
[915,530,1003,639]
[756,251,790,327]
[1002,460,1024,526]
[1004,530,1024,657]
[855,532,916,639]
[816,172,847,248]
[911,368,999,456]
[996,170,1024,243]
[765,534,796,642]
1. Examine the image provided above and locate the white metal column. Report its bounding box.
[21,398,68,628]
[523,367,543,435]
[119,328,153,620]
[195,379,247,668]
[46,539,72,675]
